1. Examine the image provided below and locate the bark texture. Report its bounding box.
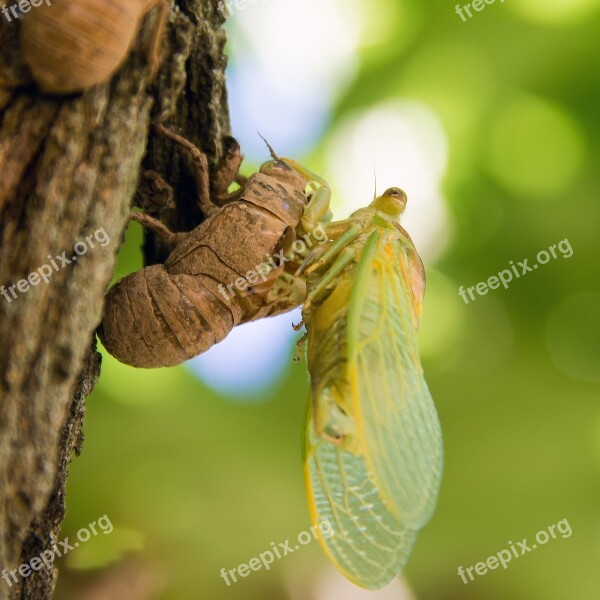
[0,2,230,598]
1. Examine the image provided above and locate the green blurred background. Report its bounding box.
[56,0,600,598]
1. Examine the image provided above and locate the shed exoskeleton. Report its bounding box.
[98,125,331,368]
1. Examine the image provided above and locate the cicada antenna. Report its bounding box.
[257,131,280,161]
[373,165,378,201]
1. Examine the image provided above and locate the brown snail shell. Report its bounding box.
[20,0,161,94]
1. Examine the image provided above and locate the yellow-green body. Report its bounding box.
[297,188,443,590]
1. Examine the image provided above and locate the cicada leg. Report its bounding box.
[303,222,363,276]
[213,137,246,205]
[153,124,243,217]
[153,123,212,215]
[263,272,307,311]
[240,269,307,320]
[240,264,285,297]
[130,212,186,247]
[277,157,332,235]
[303,245,357,315]
[135,170,175,212]
[278,226,297,261]
[294,331,307,362]
[289,216,364,277]
[313,385,359,452]
[300,185,332,236]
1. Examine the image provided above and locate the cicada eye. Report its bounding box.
[260,160,293,175]
[276,160,293,171]
[384,187,407,201]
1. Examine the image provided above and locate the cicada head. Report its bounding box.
[372,187,408,219]
[259,159,308,191]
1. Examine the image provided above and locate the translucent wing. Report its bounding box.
[348,231,443,528]
[303,400,417,590]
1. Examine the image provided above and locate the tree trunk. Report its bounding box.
[0,2,230,598]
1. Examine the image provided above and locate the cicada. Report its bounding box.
[290,186,443,589]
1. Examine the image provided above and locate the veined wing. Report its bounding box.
[303,400,417,590]
[348,230,443,528]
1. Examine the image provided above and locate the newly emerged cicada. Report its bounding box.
[277,185,444,589]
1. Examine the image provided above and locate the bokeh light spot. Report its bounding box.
[484,94,585,198]
[225,0,361,158]
[187,309,301,399]
[359,0,421,51]
[509,0,600,24]
[400,41,497,152]
[325,100,450,262]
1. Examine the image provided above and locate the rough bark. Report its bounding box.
[0,2,229,598]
